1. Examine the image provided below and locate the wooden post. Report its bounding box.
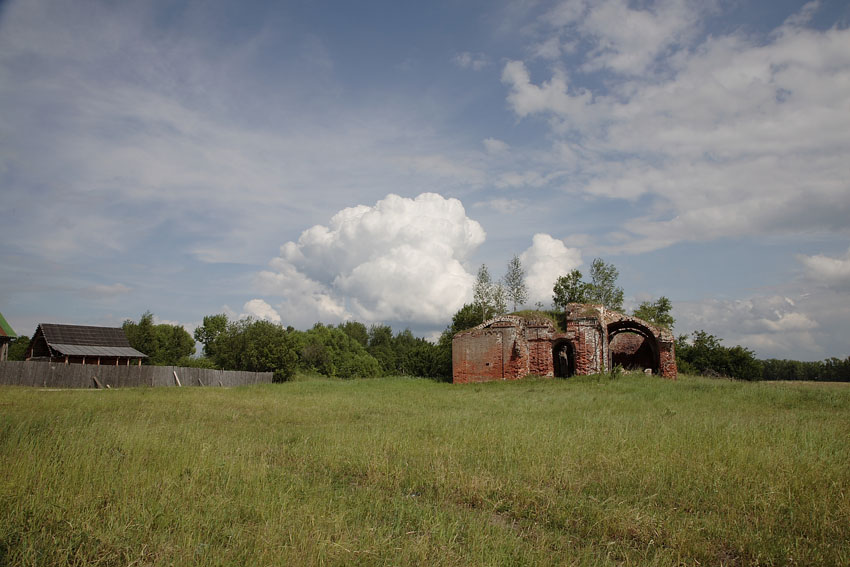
[173,371,181,387]
[92,376,103,389]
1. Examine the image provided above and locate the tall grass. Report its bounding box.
[1,375,848,566]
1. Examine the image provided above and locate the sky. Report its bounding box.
[1,0,849,361]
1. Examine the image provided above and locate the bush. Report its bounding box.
[676,330,762,380]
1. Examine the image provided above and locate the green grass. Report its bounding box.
[510,309,565,331]
[1,375,849,566]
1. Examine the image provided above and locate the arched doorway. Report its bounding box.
[607,321,660,374]
[552,340,575,378]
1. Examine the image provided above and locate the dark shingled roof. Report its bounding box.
[34,324,148,358]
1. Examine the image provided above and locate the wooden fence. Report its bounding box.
[0,361,272,389]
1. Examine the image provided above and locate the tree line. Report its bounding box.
[675,330,850,382]
[3,257,846,382]
[191,314,448,382]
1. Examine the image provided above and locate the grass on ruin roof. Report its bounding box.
[510,309,566,332]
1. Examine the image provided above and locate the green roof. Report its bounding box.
[0,312,16,338]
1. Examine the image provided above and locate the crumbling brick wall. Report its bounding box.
[452,316,555,383]
[452,305,677,383]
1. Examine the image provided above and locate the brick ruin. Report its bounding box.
[452,303,677,383]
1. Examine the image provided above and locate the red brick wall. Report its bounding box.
[453,330,507,383]
[567,318,604,375]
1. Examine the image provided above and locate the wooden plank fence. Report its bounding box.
[0,361,272,388]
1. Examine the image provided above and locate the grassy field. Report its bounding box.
[1,375,849,566]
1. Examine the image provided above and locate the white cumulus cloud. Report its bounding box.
[241,299,281,323]
[519,233,583,305]
[255,193,486,329]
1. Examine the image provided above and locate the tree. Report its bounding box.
[587,258,624,311]
[299,323,380,379]
[473,264,494,323]
[122,311,156,362]
[503,255,528,311]
[123,312,194,365]
[492,281,508,317]
[633,296,675,329]
[154,324,196,365]
[676,330,762,380]
[210,318,299,381]
[472,264,507,322]
[339,321,368,347]
[239,319,299,381]
[194,313,228,358]
[6,335,31,361]
[368,324,396,375]
[552,269,590,309]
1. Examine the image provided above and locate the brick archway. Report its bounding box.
[607,321,661,374]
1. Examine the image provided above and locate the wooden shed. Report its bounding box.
[0,312,15,361]
[25,324,148,366]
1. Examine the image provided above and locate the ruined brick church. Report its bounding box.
[452,303,677,383]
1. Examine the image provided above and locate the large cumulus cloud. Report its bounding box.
[520,233,583,305]
[254,193,486,328]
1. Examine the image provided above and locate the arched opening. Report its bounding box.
[552,340,575,378]
[608,322,660,375]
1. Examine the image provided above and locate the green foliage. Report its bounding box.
[633,296,675,329]
[338,320,369,347]
[503,254,528,311]
[552,260,624,312]
[193,313,228,358]
[587,258,624,311]
[123,311,195,365]
[761,356,850,382]
[676,330,763,380]
[175,356,218,369]
[297,323,380,379]
[448,302,486,334]
[198,316,298,381]
[552,269,590,308]
[122,311,156,361]
[6,335,31,361]
[367,324,395,374]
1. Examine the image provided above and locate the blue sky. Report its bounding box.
[2,0,849,360]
